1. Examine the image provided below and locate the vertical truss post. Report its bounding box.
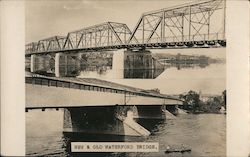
[75,34,77,48]
[142,16,145,44]
[90,33,92,47]
[182,14,184,42]
[99,31,102,46]
[124,28,126,44]
[223,0,226,39]
[189,5,192,41]
[111,32,113,45]
[161,11,165,43]
[95,32,97,47]
[85,34,87,47]
[208,11,210,40]
[107,29,110,46]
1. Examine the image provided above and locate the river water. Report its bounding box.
[26,112,226,157]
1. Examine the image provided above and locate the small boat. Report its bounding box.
[165,145,191,154]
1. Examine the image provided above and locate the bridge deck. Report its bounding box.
[26,73,183,109]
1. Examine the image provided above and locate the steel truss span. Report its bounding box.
[25,0,226,55]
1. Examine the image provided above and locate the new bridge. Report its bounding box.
[25,0,226,56]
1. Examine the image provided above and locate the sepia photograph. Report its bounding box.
[24,0,227,156]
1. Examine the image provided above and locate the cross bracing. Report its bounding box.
[25,0,226,55]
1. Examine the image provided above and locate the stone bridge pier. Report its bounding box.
[63,106,150,136]
[112,49,165,79]
[63,104,178,136]
[29,52,81,77]
[30,54,55,74]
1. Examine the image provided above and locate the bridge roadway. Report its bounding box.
[26,73,183,109]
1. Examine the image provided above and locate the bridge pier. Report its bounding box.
[28,52,81,77]
[55,52,81,77]
[123,49,164,78]
[30,54,34,72]
[55,53,61,77]
[63,106,150,136]
[63,105,180,136]
[29,54,54,74]
[136,105,166,119]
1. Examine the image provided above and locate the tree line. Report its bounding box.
[179,90,226,114]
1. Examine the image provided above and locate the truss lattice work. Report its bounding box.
[128,0,225,44]
[25,0,226,55]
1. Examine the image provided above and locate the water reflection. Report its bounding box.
[26,51,221,79]
[78,51,218,79]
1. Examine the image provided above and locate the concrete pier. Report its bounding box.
[30,54,35,72]
[136,105,166,119]
[55,53,61,77]
[63,106,150,136]
[123,49,164,79]
[55,52,81,77]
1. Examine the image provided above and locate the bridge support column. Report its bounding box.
[63,106,150,136]
[112,49,125,79]
[29,54,54,75]
[166,105,179,116]
[30,54,35,72]
[55,52,81,77]
[136,105,167,119]
[55,52,61,77]
[123,49,164,79]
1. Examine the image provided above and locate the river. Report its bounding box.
[26,112,226,157]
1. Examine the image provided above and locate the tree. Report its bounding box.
[180,90,200,112]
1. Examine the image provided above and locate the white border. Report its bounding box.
[0,0,250,156]
[227,0,250,156]
[1,0,25,156]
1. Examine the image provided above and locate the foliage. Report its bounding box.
[179,90,226,113]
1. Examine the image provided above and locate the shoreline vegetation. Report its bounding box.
[153,53,225,65]
[178,90,226,114]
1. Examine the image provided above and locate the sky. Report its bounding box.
[26,0,202,43]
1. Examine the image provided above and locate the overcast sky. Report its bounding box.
[25,0,198,43]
